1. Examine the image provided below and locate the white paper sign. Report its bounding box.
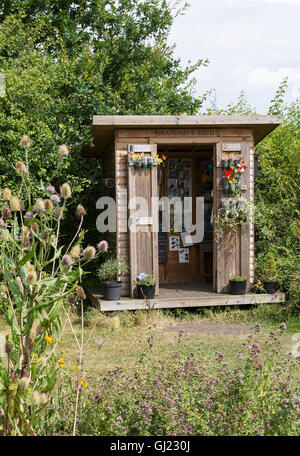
[179,248,189,263]
[181,232,193,247]
[169,235,180,251]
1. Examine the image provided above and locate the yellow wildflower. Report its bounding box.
[72,365,79,371]
[81,379,88,388]
[60,350,65,355]
[34,353,38,363]
[57,359,64,364]
[59,363,65,369]
[44,336,53,344]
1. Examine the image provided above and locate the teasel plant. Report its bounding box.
[0,136,108,436]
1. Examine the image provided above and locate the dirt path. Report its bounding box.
[165,321,251,336]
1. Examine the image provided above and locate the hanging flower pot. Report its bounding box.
[223,177,230,195]
[147,157,154,168]
[134,160,142,168]
[141,157,148,168]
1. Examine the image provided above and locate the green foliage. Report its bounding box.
[259,252,278,282]
[230,276,246,282]
[134,273,156,286]
[214,197,254,241]
[98,257,129,282]
[0,136,103,435]
[0,2,207,248]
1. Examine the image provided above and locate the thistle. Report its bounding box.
[58,144,69,157]
[2,205,11,219]
[83,246,96,260]
[26,271,37,285]
[2,188,11,200]
[44,199,53,212]
[15,161,28,174]
[76,204,86,216]
[33,199,45,213]
[20,134,31,149]
[97,240,108,252]
[54,207,63,219]
[24,211,33,221]
[61,254,73,266]
[51,194,61,204]
[32,222,39,234]
[71,245,81,259]
[10,197,21,212]
[76,286,86,300]
[46,185,55,194]
[60,183,72,199]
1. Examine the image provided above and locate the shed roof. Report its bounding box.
[90,115,282,154]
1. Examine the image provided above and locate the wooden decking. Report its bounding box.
[86,282,285,312]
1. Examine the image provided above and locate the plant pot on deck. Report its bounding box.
[229,279,247,295]
[264,281,278,294]
[101,280,122,301]
[137,284,156,299]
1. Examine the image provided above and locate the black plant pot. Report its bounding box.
[101,280,122,301]
[229,280,247,295]
[264,281,278,294]
[137,284,156,299]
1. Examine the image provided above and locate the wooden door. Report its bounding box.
[127,144,159,297]
[213,139,254,293]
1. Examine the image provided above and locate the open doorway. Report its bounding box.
[157,145,214,295]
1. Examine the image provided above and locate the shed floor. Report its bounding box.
[86,282,285,312]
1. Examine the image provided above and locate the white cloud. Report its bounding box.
[228,0,300,5]
[232,64,300,95]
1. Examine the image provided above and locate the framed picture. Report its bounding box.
[179,248,189,263]
[169,235,180,251]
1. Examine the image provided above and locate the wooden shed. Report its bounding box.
[88,115,285,311]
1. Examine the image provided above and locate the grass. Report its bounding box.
[50,303,300,377]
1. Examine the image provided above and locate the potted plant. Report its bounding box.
[261,252,279,294]
[98,257,129,300]
[229,275,247,295]
[134,273,156,299]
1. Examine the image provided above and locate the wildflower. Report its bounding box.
[72,365,79,371]
[76,286,86,300]
[26,271,37,285]
[70,245,81,259]
[33,199,45,213]
[61,350,65,355]
[20,134,31,149]
[34,353,38,363]
[19,377,30,390]
[60,183,72,199]
[58,144,69,157]
[32,391,40,406]
[16,276,24,293]
[59,363,65,368]
[57,359,64,364]
[10,197,21,212]
[44,199,53,212]
[54,207,62,219]
[111,316,120,330]
[46,185,55,194]
[97,240,108,252]
[81,379,88,388]
[1,229,10,242]
[62,254,73,266]
[24,211,33,221]
[39,393,48,405]
[76,204,86,217]
[26,261,35,272]
[44,336,53,344]
[3,188,11,200]
[280,323,287,330]
[15,161,28,174]
[1,205,11,219]
[51,194,61,204]
[83,246,96,260]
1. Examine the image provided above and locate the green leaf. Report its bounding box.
[17,246,35,267]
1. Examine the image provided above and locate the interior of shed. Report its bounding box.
[157,144,214,295]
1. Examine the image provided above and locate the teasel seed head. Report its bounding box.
[2,204,11,219]
[26,261,35,272]
[2,188,11,200]
[33,199,45,213]
[62,254,73,267]
[58,144,69,157]
[71,244,81,259]
[51,194,61,204]
[76,286,86,300]
[60,183,72,199]
[97,240,108,252]
[67,292,74,304]
[10,197,21,212]
[44,199,53,212]
[76,204,86,217]
[26,270,37,285]
[54,207,63,220]
[19,377,30,390]
[20,134,31,149]
[32,391,40,406]
[32,222,39,234]
[46,185,55,194]
[44,229,49,239]
[15,161,28,174]
[24,211,33,221]
[16,276,24,294]
[1,229,10,242]
[83,246,96,260]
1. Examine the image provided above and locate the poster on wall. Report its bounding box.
[181,232,193,247]
[179,248,189,263]
[169,235,180,251]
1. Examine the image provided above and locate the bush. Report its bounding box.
[98,258,129,282]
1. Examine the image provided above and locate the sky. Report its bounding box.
[168,0,300,113]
